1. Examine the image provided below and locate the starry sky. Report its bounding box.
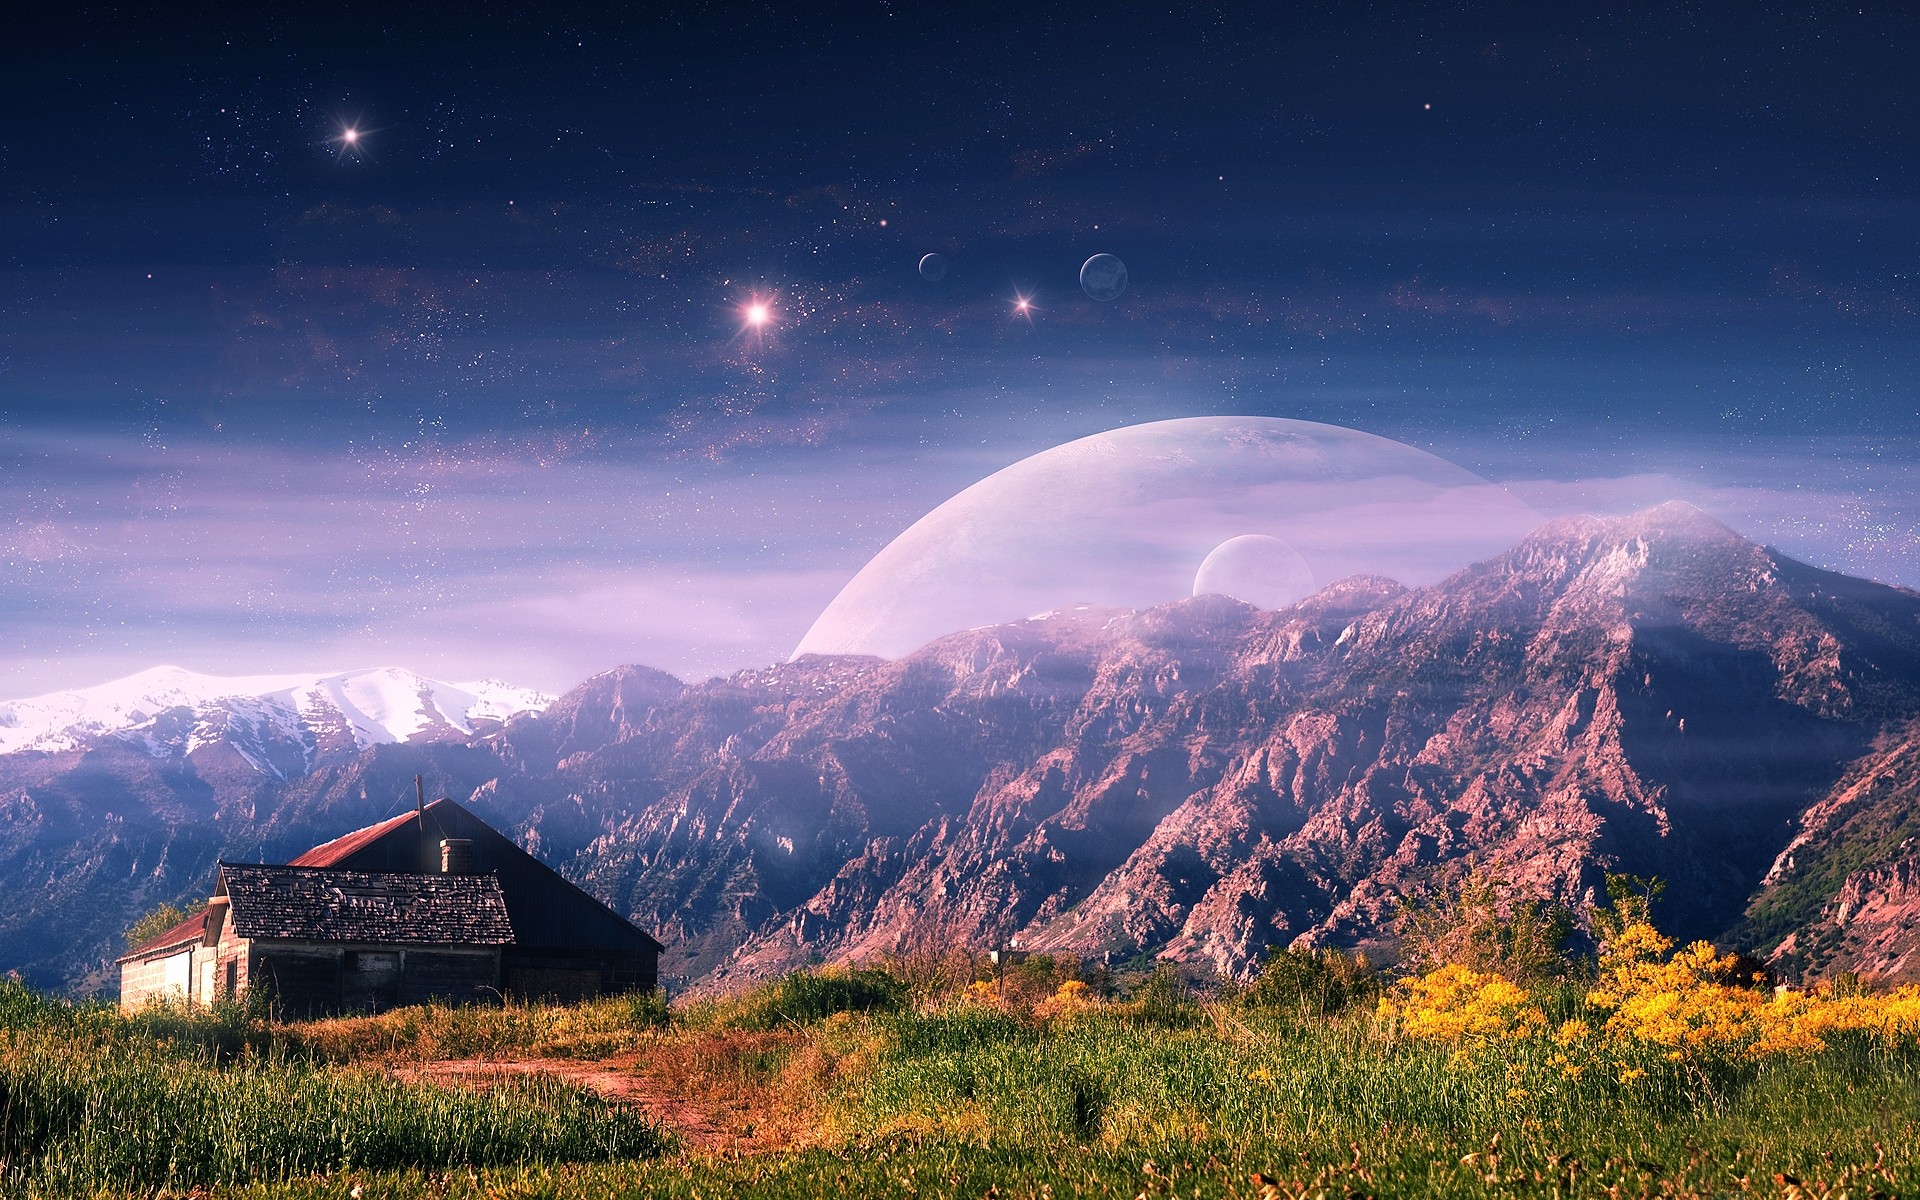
[3,2,1917,697]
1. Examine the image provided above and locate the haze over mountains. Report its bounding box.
[5,503,1919,994]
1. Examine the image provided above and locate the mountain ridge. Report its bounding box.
[3,504,1918,995]
[0,666,554,769]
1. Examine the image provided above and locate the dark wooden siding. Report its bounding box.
[248,942,499,1015]
[340,950,402,1010]
[251,949,342,1018]
[397,950,497,1006]
[503,950,657,1001]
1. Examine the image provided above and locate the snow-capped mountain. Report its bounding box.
[0,666,553,773]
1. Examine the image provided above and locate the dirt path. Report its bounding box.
[400,1052,777,1153]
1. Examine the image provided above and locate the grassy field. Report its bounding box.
[8,923,1920,1197]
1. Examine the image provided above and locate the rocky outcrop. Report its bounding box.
[1770,852,1920,982]
[1748,721,1920,979]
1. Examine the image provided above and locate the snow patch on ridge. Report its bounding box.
[0,665,553,759]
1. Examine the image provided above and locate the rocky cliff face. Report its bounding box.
[7,503,1920,993]
[1747,720,1920,979]
[550,502,1920,988]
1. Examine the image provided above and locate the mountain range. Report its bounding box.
[4,502,1918,994]
[0,666,551,767]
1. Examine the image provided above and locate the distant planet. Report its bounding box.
[1079,253,1128,301]
[1193,535,1316,610]
[918,253,948,282]
[793,416,1545,660]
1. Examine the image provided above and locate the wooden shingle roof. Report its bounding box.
[217,864,514,946]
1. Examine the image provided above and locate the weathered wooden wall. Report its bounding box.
[247,941,500,1016]
[399,949,499,1006]
[214,912,250,1001]
[503,951,657,1002]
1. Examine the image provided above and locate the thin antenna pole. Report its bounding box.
[415,774,429,873]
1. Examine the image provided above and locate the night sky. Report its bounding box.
[5,2,1917,696]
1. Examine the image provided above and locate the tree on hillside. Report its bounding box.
[123,901,208,951]
[1394,865,1575,984]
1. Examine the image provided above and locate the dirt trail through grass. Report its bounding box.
[400,1034,805,1155]
[404,1057,716,1143]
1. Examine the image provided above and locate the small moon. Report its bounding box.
[1079,253,1127,301]
[918,253,948,282]
[1193,535,1316,610]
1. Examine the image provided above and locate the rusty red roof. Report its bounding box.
[289,807,422,867]
[115,909,209,963]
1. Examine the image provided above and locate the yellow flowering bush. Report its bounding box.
[1377,963,1545,1044]
[1587,931,1778,1056]
[1747,983,1920,1055]
[1387,894,1920,1066]
[1579,914,1920,1058]
[1032,979,1097,1022]
[963,980,1001,1005]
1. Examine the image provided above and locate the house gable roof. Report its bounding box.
[217,863,514,945]
[279,797,661,954]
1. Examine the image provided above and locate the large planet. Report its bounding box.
[1192,534,1315,609]
[1079,253,1127,300]
[918,253,948,282]
[793,416,1544,660]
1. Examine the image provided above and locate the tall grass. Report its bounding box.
[9,958,1920,1199]
[818,1001,1920,1196]
[0,982,670,1196]
[291,989,671,1062]
[840,1007,1735,1148]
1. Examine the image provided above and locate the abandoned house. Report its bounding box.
[117,796,661,1014]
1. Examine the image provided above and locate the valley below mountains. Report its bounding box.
[5,501,1920,995]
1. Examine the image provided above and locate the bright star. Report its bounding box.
[1010,291,1036,321]
[735,294,777,339]
[329,118,374,160]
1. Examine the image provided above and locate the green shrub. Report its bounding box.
[1115,963,1202,1028]
[1395,865,1576,984]
[0,977,85,1033]
[122,900,208,951]
[720,967,908,1030]
[1241,946,1379,1019]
